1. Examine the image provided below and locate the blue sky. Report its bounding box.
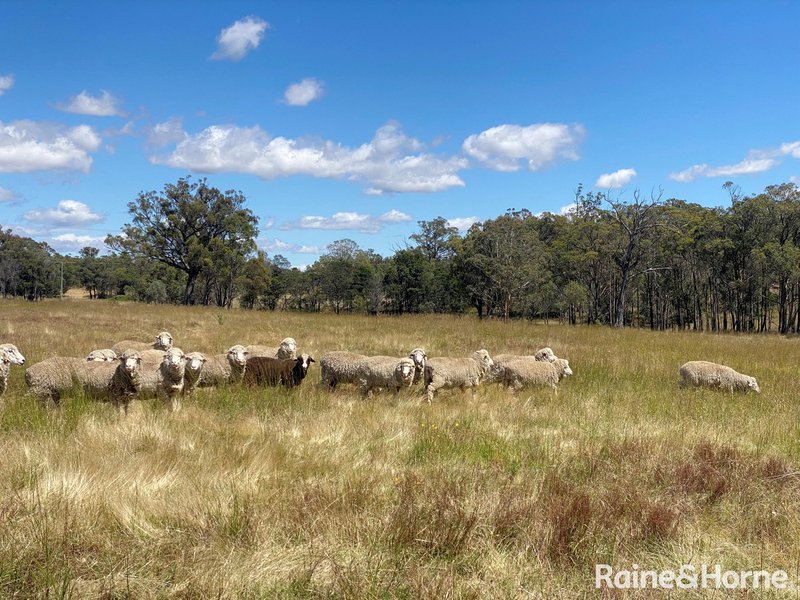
[1,1,799,267]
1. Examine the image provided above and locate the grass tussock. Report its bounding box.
[2,298,800,597]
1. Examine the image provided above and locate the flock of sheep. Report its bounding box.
[0,331,761,415]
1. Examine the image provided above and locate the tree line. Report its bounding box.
[4,176,800,333]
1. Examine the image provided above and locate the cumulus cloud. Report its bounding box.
[211,16,269,61]
[48,233,107,252]
[57,90,125,117]
[282,209,413,233]
[284,78,325,106]
[670,141,800,182]
[0,120,102,173]
[447,216,479,232]
[0,74,14,95]
[462,123,585,171]
[24,200,104,226]
[595,168,637,189]
[260,238,321,254]
[153,121,467,194]
[147,118,186,146]
[0,186,17,202]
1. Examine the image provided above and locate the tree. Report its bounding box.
[106,177,259,305]
[607,189,663,328]
[410,217,458,261]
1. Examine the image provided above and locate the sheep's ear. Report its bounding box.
[202,357,207,363]
[308,357,315,363]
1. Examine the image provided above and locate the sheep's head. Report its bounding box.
[162,348,186,373]
[534,347,557,362]
[227,345,249,367]
[87,349,117,362]
[395,358,416,386]
[278,338,298,359]
[472,349,494,372]
[155,331,174,350]
[119,352,143,374]
[557,358,573,378]
[746,376,761,394]
[185,352,207,374]
[1,344,25,365]
[408,348,427,370]
[295,354,315,378]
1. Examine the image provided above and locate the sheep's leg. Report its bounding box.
[424,382,437,404]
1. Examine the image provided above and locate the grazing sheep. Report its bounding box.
[423,350,494,403]
[86,349,118,362]
[320,351,369,390]
[25,352,143,413]
[198,345,249,387]
[494,357,573,392]
[0,353,11,396]
[320,348,426,391]
[137,348,187,411]
[679,361,760,393]
[0,343,26,365]
[111,331,174,355]
[244,354,315,388]
[356,356,416,397]
[247,337,298,360]
[490,348,560,383]
[183,352,207,395]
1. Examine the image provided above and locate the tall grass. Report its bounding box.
[1,298,800,598]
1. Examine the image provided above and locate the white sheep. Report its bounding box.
[25,351,144,413]
[136,348,187,411]
[355,356,417,397]
[111,331,174,355]
[494,357,573,392]
[86,349,118,362]
[423,349,494,403]
[320,348,425,391]
[0,353,11,396]
[490,348,559,383]
[247,337,298,360]
[183,352,207,395]
[0,343,26,365]
[197,345,249,387]
[678,361,760,393]
[319,351,369,390]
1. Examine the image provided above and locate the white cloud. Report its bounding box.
[284,78,325,106]
[260,238,321,254]
[595,168,637,189]
[559,203,578,216]
[670,141,800,182]
[282,209,413,233]
[153,121,467,194]
[147,118,186,146]
[24,200,104,226]
[48,233,107,252]
[0,74,14,95]
[0,186,17,202]
[0,120,102,173]
[211,16,269,61]
[447,216,479,232]
[462,123,585,171]
[670,159,777,182]
[57,90,125,117]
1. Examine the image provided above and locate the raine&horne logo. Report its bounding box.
[595,564,790,591]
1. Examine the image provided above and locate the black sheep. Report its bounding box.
[244,354,315,388]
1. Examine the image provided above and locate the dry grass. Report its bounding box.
[2,298,800,598]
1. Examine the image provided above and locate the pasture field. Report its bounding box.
[2,299,800,599]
